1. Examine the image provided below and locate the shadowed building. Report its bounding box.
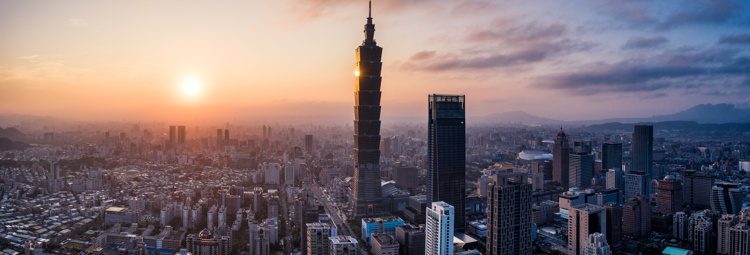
[427,94,466,232]
[486,173,532,255]
[656,175,682,215]
[601,143,622,171]
[553,128,571,189]
[632,125,653,176]
[352,1,385,217]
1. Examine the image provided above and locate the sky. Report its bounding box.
[1,0,749,124]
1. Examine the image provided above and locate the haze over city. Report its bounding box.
[2,0,749,124]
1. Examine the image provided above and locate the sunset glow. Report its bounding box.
[180,76,203,101]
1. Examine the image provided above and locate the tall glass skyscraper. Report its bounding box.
[427,94,466,232]
[632,125,653,175]
[352,1,384,217]
[601,143,622,171]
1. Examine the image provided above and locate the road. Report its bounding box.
[311,184,355,238]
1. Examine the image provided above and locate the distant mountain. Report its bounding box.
[480,104,750,126]
[0,127,25,140]
[481,111,561,125]
[651,104,750,123]
[0,137,30,151]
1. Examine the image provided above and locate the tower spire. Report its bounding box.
[363,0,376,45]
[368,0,372,18]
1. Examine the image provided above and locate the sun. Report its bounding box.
[180,76,202,100]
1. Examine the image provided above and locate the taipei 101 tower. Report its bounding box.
[352,1,384,217]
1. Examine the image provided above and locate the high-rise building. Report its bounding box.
[729,222,750,255]
[569,153,594,189]
[306,222,335,255]
[718,214,737,255]
[425,201,454,255]
[622,196,650,239]
[625,171,649,199]
[632,125,653,176]
[370,233,399,255]
[656,175,683,215]
[169,125,177,145]
[304,134,314,155]
[352,1,385,217]
[606,168,624,191]
[682,170,714,209]
[568,204,607,255]
[427,94,466,232]
[553,128,571,189]
[329,235,358,255]
[601,143,622,171]
[395,224,425,255]
[177,125,186,144]
[582,232,612,255]
[216,129,223,146]
[692,214,712,255]
[223,129,229,142]
[673,211,689,241]
[486,173,532,255]
[603,203,622,247]
[711,182,744,215]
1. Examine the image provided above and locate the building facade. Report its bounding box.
[425,201,454,255]
[352,1,385,217]
[427,94,466,232]
[486,173,532,255]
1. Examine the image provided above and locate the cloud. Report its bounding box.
[603,0,748,31]
[409,51,436,61]
[622,36,668,49]
[465,21,567,44]
[536,48,750,95]
[719,33,750,44]
[402,19,591,72]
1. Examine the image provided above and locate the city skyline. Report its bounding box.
[2,0,750,123]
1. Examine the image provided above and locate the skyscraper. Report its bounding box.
[656,175,683,215]
[306,222,335,255]
[673,211,689,241]
[427,94,466,231]
[622,196,650,239]
[683,170,714,208]
[631,125,653,176]
[625,171,649,198]
[177,125,186,144]
[601,143,622,171]
[568,204,607,255]
[603,203,622,247]
[553,128,571,189]
[352,1,384,217]
[729,222,750,255]
[216,129,223,146]
[486,173,532,255]
[569,153,594,189]
[692,215,712,255]
[169,125,176,145]
[711,182,744,215]
[718,214,738,255]
[425,201,454,255]
[305,134,314,155]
